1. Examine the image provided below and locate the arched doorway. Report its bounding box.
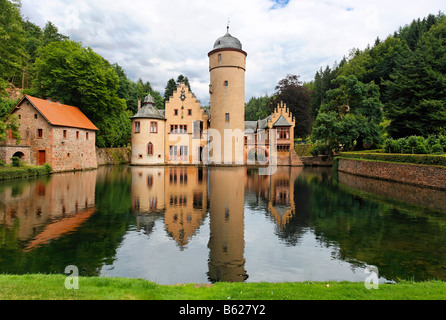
[247,147,269,164]
[12,151,25,160]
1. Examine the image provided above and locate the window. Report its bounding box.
[193,121,203,139]
[34,114,38,119]
[180,124,187,133]
[188,109,192,116]
[150,121,158,133]
[134,121,141,133]
[63,130,67,138]
[169,145,178,157]
[76,131,79,139]
[277,127,290,140]
[225,113,230,122]
[180,146,188,156]
[37,129,43,138]
[18,115,21,119]
[86,132,89,140]
[148,142,153,156]
[174,109,178,116]
[170,124,178,133]
[218,54,222,62]
[224,81,228,86]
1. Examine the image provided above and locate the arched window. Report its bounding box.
[148,142,153,156]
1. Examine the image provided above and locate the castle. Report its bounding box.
[131,28,302,167]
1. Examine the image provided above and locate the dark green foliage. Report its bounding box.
[383,16,446,138]
[33,40,131,147]
[339,152,446,167]
[384,135,445,154]
[309,12,446,141]
[268,74,312,138]
[11,156,20,167]
[0,163,53,180]
[311,75,384,155]
[164,78,178,102]
[245,95,270,121]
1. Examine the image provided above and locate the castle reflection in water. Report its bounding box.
[0,165,301,282]
[131,166,302,282]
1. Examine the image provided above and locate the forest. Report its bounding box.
[246,11,446,155]
[1,0,445,152]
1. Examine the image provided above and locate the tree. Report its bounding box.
[0,0,28,90]
[0,114,21,144]
[33,40,131,147]
[311,75,384,155]
[164,78,178,102]
[268,74,312,138]
[383,17,446,138]
[176,74,191,91]
[245,95,270,121]
[42,21,68,47]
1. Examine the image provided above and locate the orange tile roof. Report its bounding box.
[22,95,98,131]
[23,208,95,252]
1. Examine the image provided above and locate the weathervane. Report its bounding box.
[227,18,230,33]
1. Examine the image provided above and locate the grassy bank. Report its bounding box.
[0,275,444,300]
[0,163,52,180]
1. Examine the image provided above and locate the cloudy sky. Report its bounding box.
[20,0,445,105]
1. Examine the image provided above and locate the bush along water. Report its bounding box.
[383,135,446,155]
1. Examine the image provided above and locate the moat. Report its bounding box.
[0,165,445,284]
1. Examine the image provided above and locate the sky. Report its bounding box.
[20,0,445,105]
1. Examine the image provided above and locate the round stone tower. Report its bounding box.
[208,27,247,164]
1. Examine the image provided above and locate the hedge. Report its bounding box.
[0,164,53,181]
[339,152,446,167]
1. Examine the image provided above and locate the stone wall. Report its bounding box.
[300,155,333,167]
[338,158,446,190]
[96,147,131,166]
[338,171,446,212]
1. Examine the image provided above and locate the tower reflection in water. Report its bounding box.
[131,165,299,283]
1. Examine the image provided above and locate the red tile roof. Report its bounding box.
[20,95,98,131]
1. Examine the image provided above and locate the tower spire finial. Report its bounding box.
[227,19,230,33]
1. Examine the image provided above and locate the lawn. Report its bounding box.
[0,274,444,300]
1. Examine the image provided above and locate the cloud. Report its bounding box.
[20,0,446,105]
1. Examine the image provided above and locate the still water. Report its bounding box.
[0,166,445,284]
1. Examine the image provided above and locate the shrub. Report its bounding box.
[11,156,20,167]
[432,144,443,154]
[44,163,53,173]
[339,152,446,166]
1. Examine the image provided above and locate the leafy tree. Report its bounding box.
[311,75,384,155]
[0,0,28,90]
[164,78,178,102]
[308,65,340,120]
[176,74,191,91]
[245,95,270,121]
[42,21,68,47]
[113,64,140,114]
[33,40,131,147]
[0,113,21,144]
[268,74,312,138]
[383,17,446,138]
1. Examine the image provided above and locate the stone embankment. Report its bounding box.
[337,158,446,190]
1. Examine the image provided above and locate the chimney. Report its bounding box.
[137,99,141,111]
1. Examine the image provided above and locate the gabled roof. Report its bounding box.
[273,114,292,127]
[16,95,98,131]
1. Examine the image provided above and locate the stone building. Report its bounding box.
[0,95,98,172]
[130,28,302,166]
